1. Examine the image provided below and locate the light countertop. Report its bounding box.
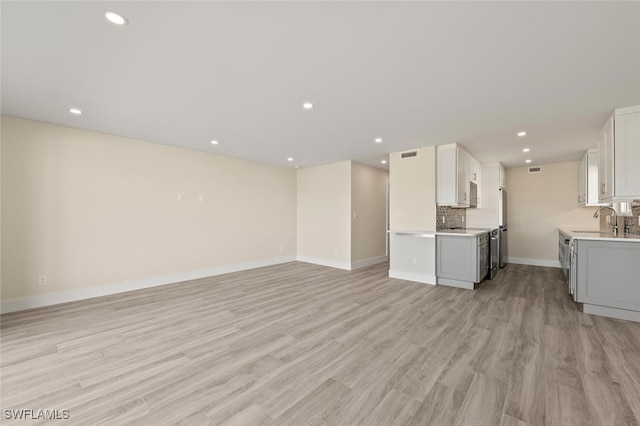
[559,227,640,242]
[390,228,492,237]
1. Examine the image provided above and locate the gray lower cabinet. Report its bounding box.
[436,235,482,289]
[576,239,640,321]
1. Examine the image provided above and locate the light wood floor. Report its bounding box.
[2,262,640,425]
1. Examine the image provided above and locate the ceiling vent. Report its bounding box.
[528,166,542,173]
[401,151,418,158]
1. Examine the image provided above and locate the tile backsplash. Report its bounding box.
[599,200,640,235]
[436,206,466,230]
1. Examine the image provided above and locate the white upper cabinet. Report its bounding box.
[598,117,614,201]
[470,157,482,207]
[598,105,640,202]
[437,143,480,208]
[578,149,606,207]
[456,148,470,205]
[578,155,585,205]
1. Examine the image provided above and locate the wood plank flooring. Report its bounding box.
[2,261,640,425]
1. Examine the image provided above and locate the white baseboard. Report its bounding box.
[507,257,561,268]
[0,255,297,314]
[583,304,640,323]
[351,255,388,270]
[437,277,475,290]
[296,255,351,271]
[388,270,436,285]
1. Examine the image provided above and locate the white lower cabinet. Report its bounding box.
[575,239,640,322]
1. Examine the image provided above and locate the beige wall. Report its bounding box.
[389,146,437,231]
[296,161,352,267]
[1,116,297,301]
[507,161,599,263]
[351,162,388,263]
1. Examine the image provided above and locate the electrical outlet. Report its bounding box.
[198,195,205,202]
[177,193,183,202]
[280,246,284,252]
[38,275,47,286]
[442,216,445,223]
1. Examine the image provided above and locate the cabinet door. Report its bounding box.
[457,150,469,206]
[586,151,605,206]
[469,158,480,183]
[436,146,457,205]
[475,160,482,208]
[499,164,506,188]
[576,240,640,311]
[436,235,476,282]
[577,155,585,206]
[598,118,614,201]
[614,111,640,199]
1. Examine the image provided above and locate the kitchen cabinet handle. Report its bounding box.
[601,183,605,194]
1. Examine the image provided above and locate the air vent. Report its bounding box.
[528,166,542,173]
[401,151,418,158]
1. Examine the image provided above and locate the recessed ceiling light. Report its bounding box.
[287,157,294,162]
[69,108,82,115]
[522,148,530,152]
[210,140,219,145]
[517,131,527,137]
[525,159,532,163]
[381,160,387,164]
[375,138,383,143]
[302,102,313,110]
[105,11,128,26]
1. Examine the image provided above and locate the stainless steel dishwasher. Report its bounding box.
[477,232,490,282]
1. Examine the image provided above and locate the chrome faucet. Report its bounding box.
[593,206,618,236]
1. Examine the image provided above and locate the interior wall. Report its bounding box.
[389,146,437,231]
[506,161,599,264]
[351,162,388,263]
[1,116,297,302]
[296,161,352,268]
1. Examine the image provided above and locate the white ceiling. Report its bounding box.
[2,1,639,170]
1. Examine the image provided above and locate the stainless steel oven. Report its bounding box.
[558,230,570,280]
[569,239,577,300]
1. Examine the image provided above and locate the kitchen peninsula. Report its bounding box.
[560,227,640,322]
[389,228,491,289]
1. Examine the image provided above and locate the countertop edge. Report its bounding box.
[390,228,492,237]
[558,227,640,242]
